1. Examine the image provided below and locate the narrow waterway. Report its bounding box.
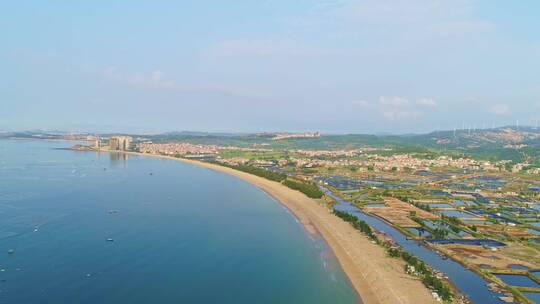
[322,188,506,304]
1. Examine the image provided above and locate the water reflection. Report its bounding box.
[109,152,128,167]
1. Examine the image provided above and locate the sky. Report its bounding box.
[1,0,540,134]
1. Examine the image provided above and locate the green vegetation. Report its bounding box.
[283,179,324,198]
[217,163,324,199]
[220,164,286,182]
[335,206,453,302]
[332,209,376,240]
[432,228,450,239]
[388,247,453,302]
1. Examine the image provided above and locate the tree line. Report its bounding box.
[282,179,324,199]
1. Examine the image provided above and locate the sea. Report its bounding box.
[0,139,358,304]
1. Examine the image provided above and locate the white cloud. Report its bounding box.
[376,96,437,121]
[381,109,422,121]
[102,67,272,102]
[379,96,409,107]
[489,104,511,115]
[378,96,422,121]
[210,39,340,57]
[103,67,174,89]
[416,98,437,107]
[351,100,369,107]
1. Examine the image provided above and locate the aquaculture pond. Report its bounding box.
[322,188,507,303]
[406,227,432,238]
[528,229,540,236]
[437,209,479,218]
[523,292,540,303]
[363,203,386,208]
[495,274,540,288]
[429,203,453,209]
[509,264,530,270]
[453,200,476,207]
[423,220,448,230]
[427,239,506,247]
[530,222,540,229]
[462,219,493,225]
[468,176,506,189]
[427,190,449,196]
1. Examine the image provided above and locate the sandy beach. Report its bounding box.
[128,152,438,304]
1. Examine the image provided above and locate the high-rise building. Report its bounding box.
[109,136,132,151]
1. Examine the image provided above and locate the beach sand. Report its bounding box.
[129,153,438,304]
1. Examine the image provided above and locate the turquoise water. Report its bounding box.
[0,140,359,304]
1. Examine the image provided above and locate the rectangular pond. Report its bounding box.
[406,227,432,238]
[428,239,506,247]
[462,219,493,225]
[495,274,540,288]
[528,229,540,236]
[523,292,540,303]
[363,203,386,208]
[429,203,453,208]
[438,209,479,218]
[453,200,476,207]
[423,220,448,230]
[530,222,540,228]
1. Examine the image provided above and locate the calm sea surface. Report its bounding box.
[0,140,358,304]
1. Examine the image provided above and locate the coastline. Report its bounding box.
[115,151,438,304]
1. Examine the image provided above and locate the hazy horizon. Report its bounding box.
[4,123,538,137]
[2,1,539,133]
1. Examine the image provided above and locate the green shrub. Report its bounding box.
[222,164,286,182]
[283,179,324,198]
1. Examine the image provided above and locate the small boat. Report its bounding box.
[7,249,15,254]
[106,238,114,242]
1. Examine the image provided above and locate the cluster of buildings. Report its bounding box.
[137,142,223,156]
[294,149,361,158]
[109,136,132,151]
[281,154,499,172]
[363,154,499,172]
[272,132,320,140]
[215,157,250,166]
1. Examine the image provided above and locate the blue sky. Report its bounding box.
[1,0,539,134]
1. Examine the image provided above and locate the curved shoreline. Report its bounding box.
[122,152,438,304]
